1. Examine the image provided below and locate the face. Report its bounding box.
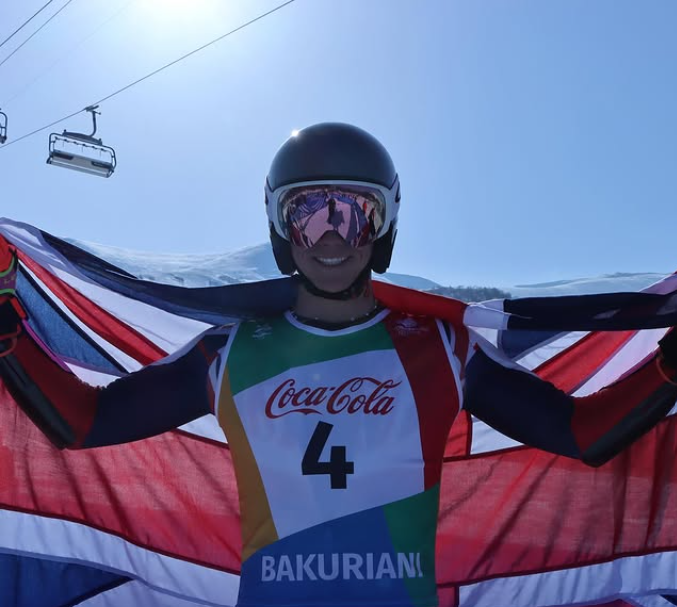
[291,231,373,293]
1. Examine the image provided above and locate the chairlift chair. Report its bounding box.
[47,106,116,177]
[0,109,7,145]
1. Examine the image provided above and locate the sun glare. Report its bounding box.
[132,0,235,47]
[136,0,230,26]
[142,0,194,11]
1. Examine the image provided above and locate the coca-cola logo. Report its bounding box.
[265,377,401,419]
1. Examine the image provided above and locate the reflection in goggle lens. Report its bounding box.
[280,186,386,248]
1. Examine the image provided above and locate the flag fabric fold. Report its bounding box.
[0,216,676,607]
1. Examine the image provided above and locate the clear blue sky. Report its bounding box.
[1,0,676,287]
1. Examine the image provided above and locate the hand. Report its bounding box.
[0,298,21,357]
[0,237,21,354]
[658,328,677,369]
[0,235,17,297]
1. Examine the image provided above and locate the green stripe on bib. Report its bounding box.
[229,315,394,395]
[383,486,440,607]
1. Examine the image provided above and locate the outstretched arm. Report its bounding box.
[463,330,677,466]
[0,266,229,449]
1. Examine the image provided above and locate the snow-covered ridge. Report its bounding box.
[69,239,666,297]
[68,239,443,291]
[504,272,667,298]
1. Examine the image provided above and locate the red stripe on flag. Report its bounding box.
[0,382,241,573]
[374,281,467,326]
[437,584,459,607]
[384,314,459,489]
[18,252,166,365]
[436,414,677,586]
[570,356,668,453]
[445,409,472,459]
[535,330,636,393]
[0,235,14,272]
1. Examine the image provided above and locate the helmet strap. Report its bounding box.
[295,266,372,301]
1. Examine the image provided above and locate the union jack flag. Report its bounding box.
[0,216,676,607]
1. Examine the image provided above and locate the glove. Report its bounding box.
[658,328,677,370]
[0,298,21,334]
[0,235,17,298]
[0,237,22,354]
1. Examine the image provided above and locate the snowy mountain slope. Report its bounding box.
[504,272,666,297]
[69,238,666,297]
[69,239,443,290]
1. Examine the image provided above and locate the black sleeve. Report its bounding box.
[464,343,677,466]
[0,324,231,449]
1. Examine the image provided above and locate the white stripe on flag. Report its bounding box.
[64,361,121,386]
[464,300,509,333]
[81,580,230,607]
[0,510,239,606]
[515,331,588,370]
[458,551,677,607]
[178,415,227,444]
[470,417,523,455]
[624,594,677,607]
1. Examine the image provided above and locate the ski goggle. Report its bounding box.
[279,185,387,248]
[267,180,397,249]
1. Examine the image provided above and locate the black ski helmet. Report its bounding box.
[265,122,401,275]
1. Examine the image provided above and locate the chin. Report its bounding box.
[303,273,360,293]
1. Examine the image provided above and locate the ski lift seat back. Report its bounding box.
[46,106,117,178]
[0,109,7,145]
[47,132,116,178]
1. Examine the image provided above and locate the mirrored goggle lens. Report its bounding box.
[279,186,386,248]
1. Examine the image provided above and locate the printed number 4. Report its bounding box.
[302,421,354,489]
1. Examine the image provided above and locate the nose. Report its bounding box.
[313,230,350,249]
[315,231,348,246]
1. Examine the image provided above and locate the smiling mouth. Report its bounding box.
[315,256,349,266]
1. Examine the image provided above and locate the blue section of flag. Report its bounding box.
[0,553,128,607]
[504,291,677,331]
[498,328,562,360]
[16,270,124,374]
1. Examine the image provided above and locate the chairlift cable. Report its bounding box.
[0,0,296,151]
[0,0,76,71]
[5,108,84,147]
[94,0,296,107]
[0,0,59,51]
[1,0,136,108]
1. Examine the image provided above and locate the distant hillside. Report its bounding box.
[427,285,511,302]
[505,272,664,297]
[69,238,663,298]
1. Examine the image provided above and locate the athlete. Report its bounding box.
[1,122,677,607]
